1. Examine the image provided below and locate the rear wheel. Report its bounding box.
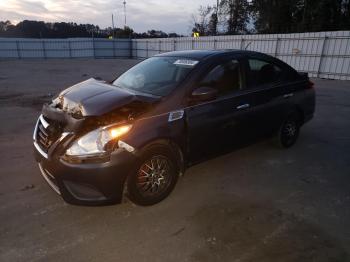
[127,145,179,206]
[276,113,300,148]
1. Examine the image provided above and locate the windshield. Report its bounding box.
[112,57,199,96]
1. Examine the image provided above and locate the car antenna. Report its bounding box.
[244,42,252,50]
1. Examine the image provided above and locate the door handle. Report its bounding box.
[236,104,250,110]
[283,93,294,98]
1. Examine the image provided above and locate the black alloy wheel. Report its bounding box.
[136,155,172,197]
[278,114,300,148]
[127,145,179,205]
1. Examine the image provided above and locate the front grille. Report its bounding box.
[37,122,51,151]
[35,115,63,153]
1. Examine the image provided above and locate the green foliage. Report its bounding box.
[0,20,109,38]
[221,0,250,34]
[193,0,350,35]
[0,21,182,39]
[1,0,349,38]
[251,0,350,33]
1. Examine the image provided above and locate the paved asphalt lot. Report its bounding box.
[0,59,349,262]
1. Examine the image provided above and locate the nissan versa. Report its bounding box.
[33,50,315,206]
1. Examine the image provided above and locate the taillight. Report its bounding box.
[308,80,314,89]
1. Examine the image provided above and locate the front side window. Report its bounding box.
[113,57,198,96]
[199,59,242,96]
[248,59,283,86]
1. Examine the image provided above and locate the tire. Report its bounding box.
[275,113,300,148]
[127,144,179,206]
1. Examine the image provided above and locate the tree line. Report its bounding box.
[0,0,349,39]
[192,0,350,35]
[0,20,182,39]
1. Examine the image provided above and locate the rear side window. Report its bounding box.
[200,59,242,96]
[247,59,284,86]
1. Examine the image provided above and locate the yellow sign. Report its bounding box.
[108,36,113,39]
[193,32,200,38]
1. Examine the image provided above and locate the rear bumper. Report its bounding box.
[34,146,137,206]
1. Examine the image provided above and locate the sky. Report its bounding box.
[0,0,215,35]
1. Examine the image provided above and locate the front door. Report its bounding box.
[185,57,256,164]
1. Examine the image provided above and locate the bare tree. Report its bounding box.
[0,20,12,32]
[191,5,213,36]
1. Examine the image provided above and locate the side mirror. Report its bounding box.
[191,86,218,102]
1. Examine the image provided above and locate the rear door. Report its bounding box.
[243,56,299,135]
[185,56,256,163]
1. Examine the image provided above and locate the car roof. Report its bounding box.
[155,49,261,60]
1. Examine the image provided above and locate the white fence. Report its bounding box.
[132,31,350,80]
[1,31,350,80]
[0,38,131,59]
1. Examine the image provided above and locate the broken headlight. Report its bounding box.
[65,124,132,157]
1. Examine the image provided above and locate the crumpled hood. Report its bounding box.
[55,78,159,116]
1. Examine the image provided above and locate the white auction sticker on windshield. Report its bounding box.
[174,59,199,67]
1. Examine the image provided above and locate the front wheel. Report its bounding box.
[276,114,300,148]
[127,145,179,206]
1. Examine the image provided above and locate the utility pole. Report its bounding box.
[216,0,219,35]
[123,1,127,27]
[112,14,115,38]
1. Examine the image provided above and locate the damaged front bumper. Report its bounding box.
[34,147,136,205]
[33,114,137,206]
